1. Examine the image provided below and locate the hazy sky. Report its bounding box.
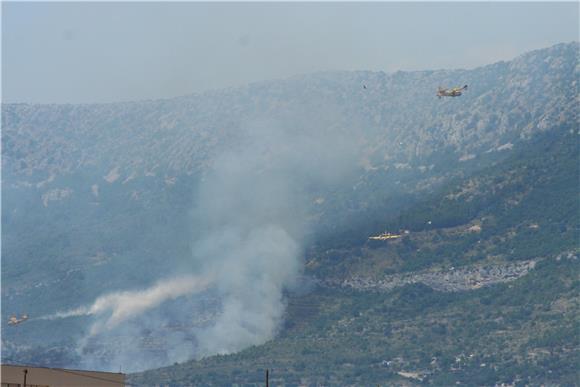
[2,2,578,104]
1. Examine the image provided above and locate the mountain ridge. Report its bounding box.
[128,123,579,386]
[3,42,578,182]
[2,42,579,382]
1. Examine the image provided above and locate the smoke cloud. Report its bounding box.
[39,275,211,331]
[188,115,357,356]
[42,108,359,372]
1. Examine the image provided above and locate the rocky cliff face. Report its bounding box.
[2,42,578,185]
[321,259,537,293]
[2,42,577,323]
[2,42,578,374]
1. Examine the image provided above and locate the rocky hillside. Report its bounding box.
[2,42,579,381]
[129,124,579,386]
[322,259,537,293]
[131,254,579,386]
[3,42,578,183]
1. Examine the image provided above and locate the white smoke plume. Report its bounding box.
[38,306,93,321]
[88,275,212,335]
[40,275,211,334]
[187,116,358,356]
[40,109,358,372]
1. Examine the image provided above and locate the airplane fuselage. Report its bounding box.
[437,85,467,98]
[437,90,462,97]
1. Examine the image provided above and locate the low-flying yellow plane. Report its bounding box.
[8,314,28,326]
[437,85,468,99]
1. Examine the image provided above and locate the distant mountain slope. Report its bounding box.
[129,118,579,387]
[2,43,577,251]
[2,42,578,181]
[130,255,579,386]
[309,122,579,279]
[2,42,579,376]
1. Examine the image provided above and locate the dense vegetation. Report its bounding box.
[130,126,579,385]
[309,124,579,277]
[2,43,578,384]
[130,256,579,386]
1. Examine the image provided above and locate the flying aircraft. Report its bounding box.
[437,85,468,99]
[8,314,28,326]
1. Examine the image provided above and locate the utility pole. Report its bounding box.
[265,369,269,387]
[23,369,28,387]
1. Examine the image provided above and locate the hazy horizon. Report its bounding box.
[2,2,579,104]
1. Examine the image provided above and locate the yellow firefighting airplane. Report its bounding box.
[8,314,29,326]
[437,85,468,98]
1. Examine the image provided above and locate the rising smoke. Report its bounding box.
[189,115,358,356]
[44,110,359,372]
[40,275,211,332]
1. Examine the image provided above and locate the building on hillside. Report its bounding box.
[1,364,125,387]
